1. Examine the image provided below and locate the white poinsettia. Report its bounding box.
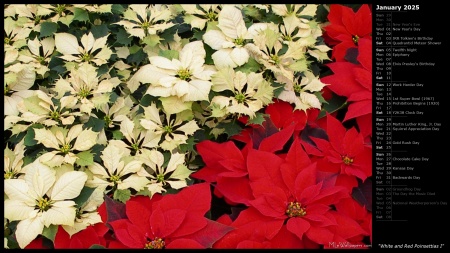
[114,4,175,39]
[51,63,120,115]
[128,40,216,101]
[245,26,309,80]
[72,4,112,13]
[4,17,32,50]
[108,116,162,154]
[4,160,87,248]
[139,103,200,151]
[62,186,104,236]
[203,5,257,69]
[18,37,55,77]
[137,149,192,197]
[54,32,112,66]
[4,63,36,116]
[276,71,328,111]
[36,4,76,27]
[34,124,98,167]
[272,4,318,38]
[85,143,150,194]
[210,68,274,118]
[5,90,81,134]
[181,4,221,30]
[4,140,26,179]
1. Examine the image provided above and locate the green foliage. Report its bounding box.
[39,22,58,38]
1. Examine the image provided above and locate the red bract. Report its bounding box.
[54,223,109,249]
[310,114,372,182]
[108,183,233,249]
[322,36,372,139]
[190,140,253,205]
[324,4,372,61]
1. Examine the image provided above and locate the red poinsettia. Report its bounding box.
[190,140,253,205]
[322,32,372,139]
[308,114,372,184]
[324,4,372,61]
[108,183,232,249]
[54,223,109,249]
[214,138,350,248]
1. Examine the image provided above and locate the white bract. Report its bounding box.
[4,160,87,248]
[203,5,257,69]
[210,68,274,118]
[137,149,192,196]
[4,140,26,179]
[114,4,174,39]
[139,103,200,151]
[86,143,149,193]
[55,32,112,66]
[51,63,120,115]
[276,71,328,111]
[5,90,80,134]
[18,37,55,77]
[181,4,221,30]
[34,124,98,167]
[62,186,104,236]
[129,41,216,102]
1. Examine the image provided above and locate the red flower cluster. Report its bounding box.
[322,4,373,140]
[191,100,372,248]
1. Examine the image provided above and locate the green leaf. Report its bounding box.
[126,48,146,65]
[234,57,261,74]
[42,224,58,242]
[159,50,179,60]
[91,24,110,39]
[73,186,96,207]
[89,244,107,249]
[111,4,126,15]
[75,151,94,167]
[39,22,58,38]
[84,117,105,132]
[272,81,285,97]
[178,136,196,153]
[247,113,267,126]
[318,92,347,118]
[112,130,124,140]
[142,34,161,47]
[115,28,133,46]
[73,7,89,22]
[113,188,131,203]
[24,125,44,147]
[217,120,243,138]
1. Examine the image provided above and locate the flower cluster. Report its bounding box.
[4,4,371,249]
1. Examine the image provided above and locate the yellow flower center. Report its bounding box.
[235,93,246,104]
[131,143,140,152]
[50,111,61,121]
[36,197,52,212]
[4,171,15,179]
[60,143,72,154]
[141,21,150,30]
[177,68,191,81]
[342,155,354,165]
[4,37,11,45]
[271,54,280,65]
[104,115,112,127]
[110,174,121,183]
[55,4,67,16]
[156,173,165,183]
[206,10,217,21]
[163,125,173,134]
[234,37,245,46]
[352,35,359,45]
[286,201,306,218]
[293,84,302,94]
[81,53,91,62]
[78,88,91,98]
[144,237,165,249]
